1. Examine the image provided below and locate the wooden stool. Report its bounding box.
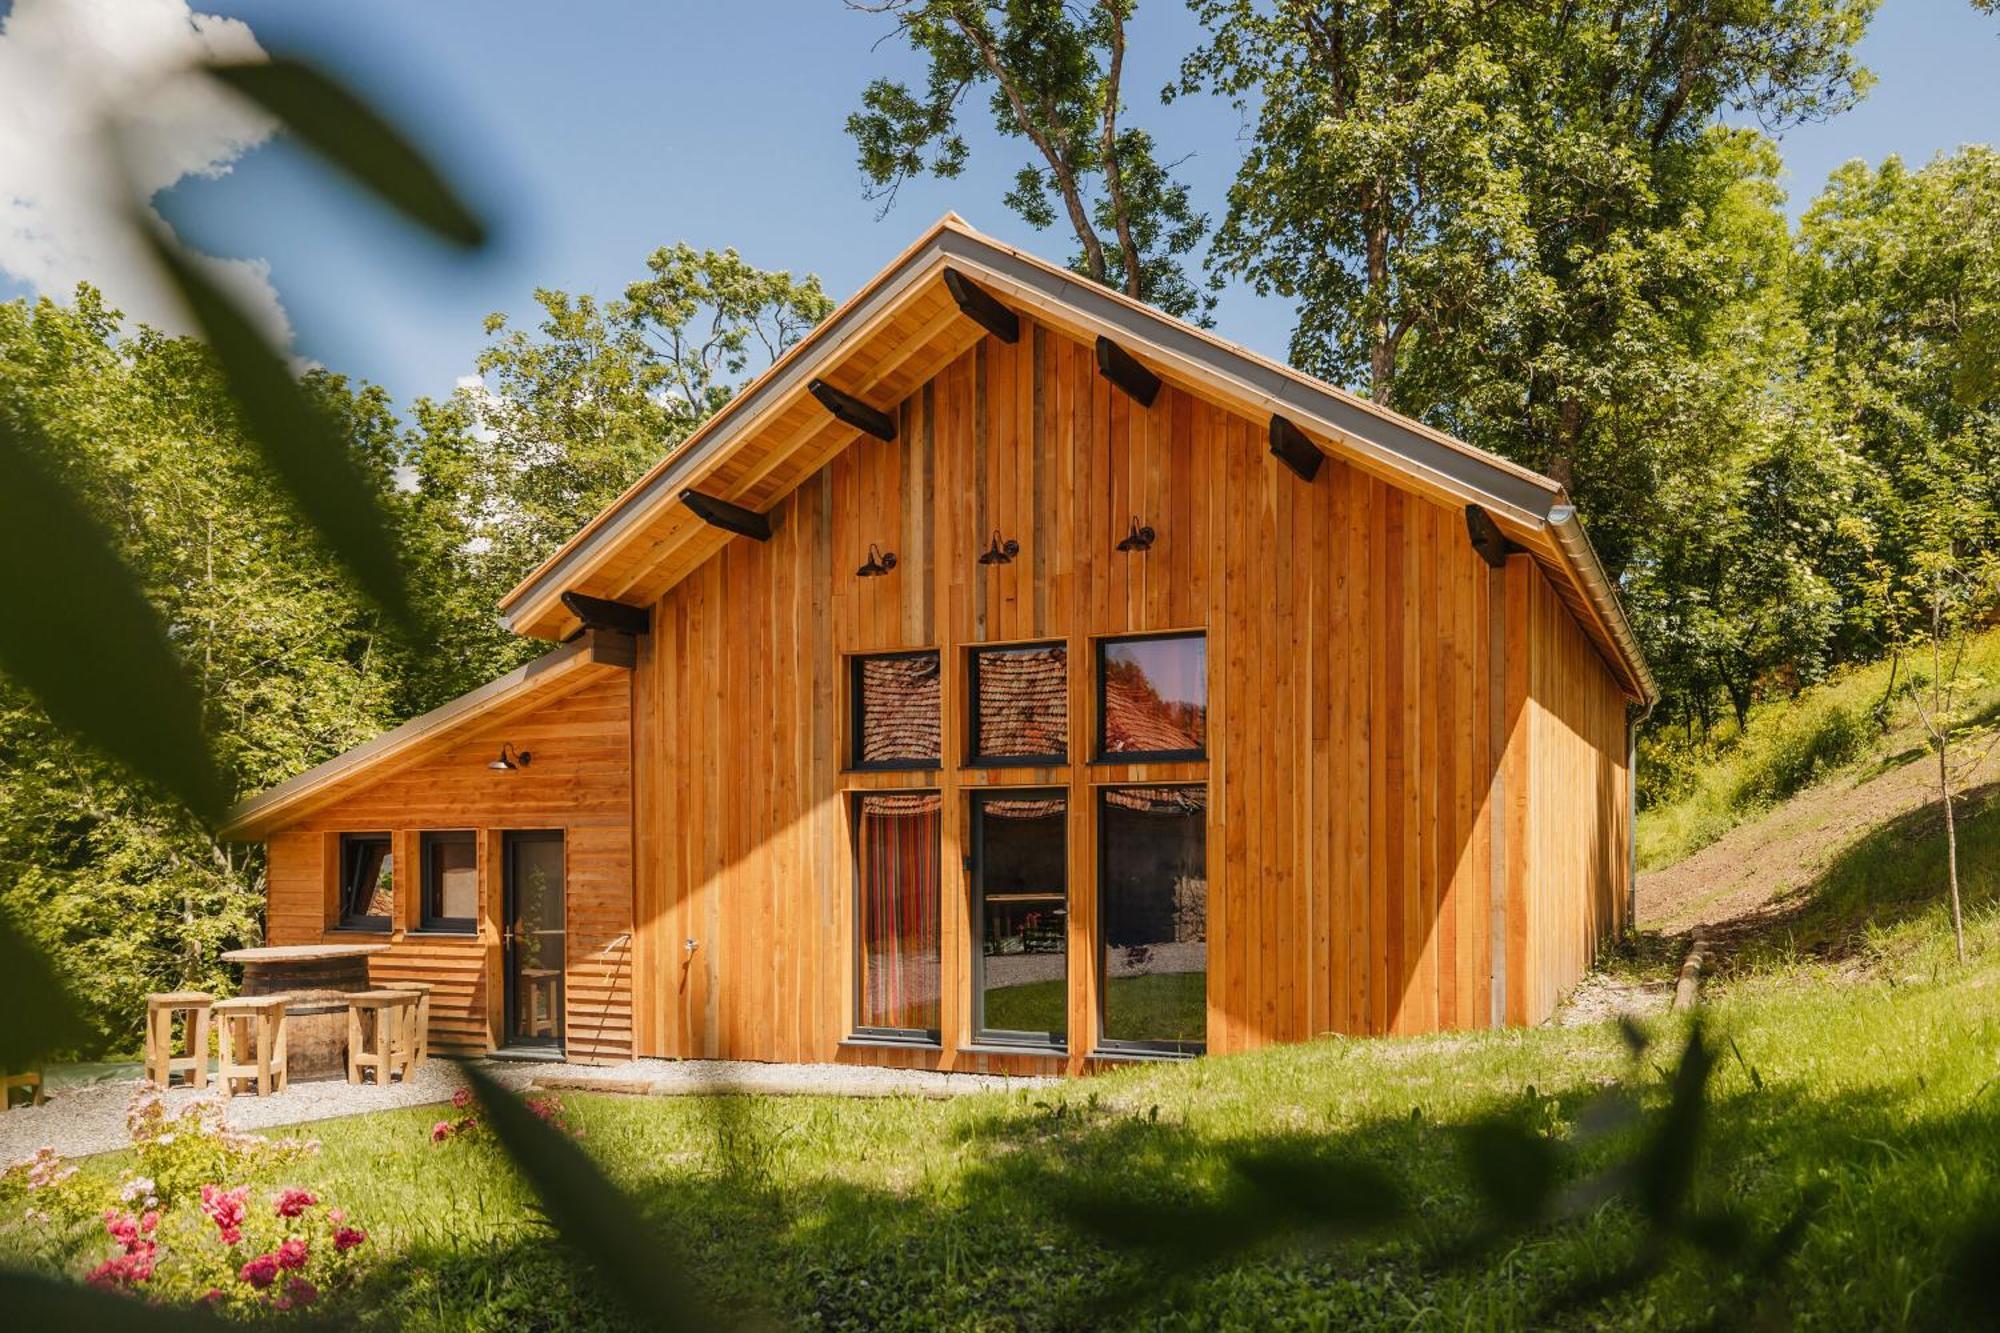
[518,969,561,1039]
[212,995,289,1097]
[383,982,432,1066]
[143,991,213,1090]
[346,991,417,1086]
[2,1068,45,1109]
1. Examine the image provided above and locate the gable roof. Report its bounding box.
[218,630,633,841]
[498,215,1654,704]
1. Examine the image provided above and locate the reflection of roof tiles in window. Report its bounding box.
[983,797,1067,820]
[974,646,1067,758]
[1101,671,1204,755]
[1103,786,1208,816]
[858,654,940,763]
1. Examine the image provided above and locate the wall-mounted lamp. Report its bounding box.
[977,530,1020,566]
[488,742,533,771]
[1116,516,1157,553]
[856,543,898,578]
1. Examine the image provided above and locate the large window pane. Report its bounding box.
[851,651,941,768]
[1100,786,1207,1052]
[1099,633,1206,759]
[974,792,1068,1043]
[338,833,393,929]
[421,831,478,932]
[854,793,942,1037]
[970,642,1068,763]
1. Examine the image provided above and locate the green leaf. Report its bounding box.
[0,416,230,823]
[142,230,415,632]
[206,56,486,248]
[0,920,92,1072]
[464,1066,732,1329]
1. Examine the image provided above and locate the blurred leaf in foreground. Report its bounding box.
[0,415,228,823]
[206,55,486,249]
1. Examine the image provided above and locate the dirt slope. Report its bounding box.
[1637,738,2000,938]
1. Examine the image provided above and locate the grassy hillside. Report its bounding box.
[1639,625,2000,870]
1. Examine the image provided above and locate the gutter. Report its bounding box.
[1547,504,1658,706]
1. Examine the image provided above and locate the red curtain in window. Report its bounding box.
[858,794,941,1032]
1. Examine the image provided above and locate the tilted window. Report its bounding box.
[851,651,942,769]
[421,830,478,933]
[853,792,942,1039]
[338,833,394,930]
[1099,786,1207,1054]
[1097,633,1206,761]
[969,642,1068,764]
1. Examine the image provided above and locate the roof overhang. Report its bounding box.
[218,630,635,841]
[495,215,1655,704]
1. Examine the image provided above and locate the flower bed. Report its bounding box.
[0,1088,373,1315]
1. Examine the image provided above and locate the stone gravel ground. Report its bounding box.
[1,1057,1052,1165]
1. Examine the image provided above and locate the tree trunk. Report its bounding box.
[1366,210,1394,409]
[1939,736,1966,964]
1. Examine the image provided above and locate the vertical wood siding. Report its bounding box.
[632,319,1632,1073]
[263,675,634,1061]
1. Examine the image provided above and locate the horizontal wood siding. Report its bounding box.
[632,318,1627,1072]
[262,674,634,1061]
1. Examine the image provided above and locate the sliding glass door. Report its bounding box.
[970,791,1068,1047]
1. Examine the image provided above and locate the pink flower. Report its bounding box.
[333,1226,367,1252]
[430,1120,454,1144]
[451,1087,473,1110]
[201,1183,249,1245]
[103,1209,142,1252]
[238,1252,280,1289]
[85,1239,157,1288]
[140,1210,159,1234]
[275,1237,310,1271]
[273,1187,317,1218]
[278,1276,319,1310]
[202,1288,226,1305]
[328,1208,346,1224]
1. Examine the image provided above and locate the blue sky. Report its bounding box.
[9,1,1999,409]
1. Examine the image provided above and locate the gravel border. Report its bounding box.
[2,1057,1052,1164]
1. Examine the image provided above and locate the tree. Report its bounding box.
[0,290,416,1048]
[1183,0,1875,576]
[846,0,1211,320]
[411,244,834,658]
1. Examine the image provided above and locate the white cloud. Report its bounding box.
[0,0,290,343]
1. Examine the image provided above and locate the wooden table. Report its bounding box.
[221,944,390,1082]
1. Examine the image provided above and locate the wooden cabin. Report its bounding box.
[222,216,1655,1075]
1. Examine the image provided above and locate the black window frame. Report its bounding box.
[847,649,944,772]
[849,790,944,1045]
[336,832,394,932]
[1095,784,1209,1057]
[969,787,1070,1050]
[1094,631,1209,763]
[966,640,1070,768]
[419,829,479,934]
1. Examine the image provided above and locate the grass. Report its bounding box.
[17,908,1995,1329]
[1638,624,2000,869]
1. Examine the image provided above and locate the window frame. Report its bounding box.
[1096,784,1209,1058]
[335,832,395,932]
[1094,631,1209,764]
[966,639,1071,768]
[969,787,1070,1050]
[849,790,944,1045]
[847,649,944,772]
[419,829,480,935]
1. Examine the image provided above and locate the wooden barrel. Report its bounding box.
[239,954,372,996]
[270,988,351,1082]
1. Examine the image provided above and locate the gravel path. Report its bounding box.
[2,1057,1051,1165]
